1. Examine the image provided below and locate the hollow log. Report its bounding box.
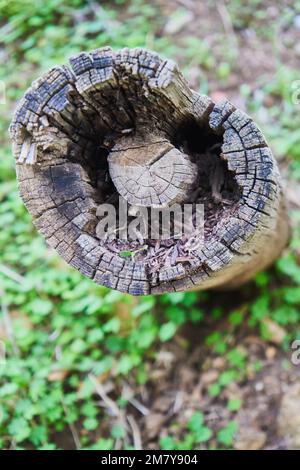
[10,47,289,295]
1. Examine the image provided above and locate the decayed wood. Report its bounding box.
[10,47,289,295]
[108,133,197,207]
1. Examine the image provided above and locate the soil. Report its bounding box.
[137,326,298,450]
[22,0,300,450]
[52,283,300,450]
[108,0,300,450]
[93,272,291,451]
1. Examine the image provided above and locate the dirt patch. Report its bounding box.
[128,315,300,449]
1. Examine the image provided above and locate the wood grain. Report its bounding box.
[10,47,289,295]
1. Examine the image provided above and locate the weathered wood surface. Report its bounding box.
[108,133,197,207]
[10,47,289,295]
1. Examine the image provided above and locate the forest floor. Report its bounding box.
[133,0,300,450]
[1,0,300,450]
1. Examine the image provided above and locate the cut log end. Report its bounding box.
[10,47,289,295]
[108,133,197,207]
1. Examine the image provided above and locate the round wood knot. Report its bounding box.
[108,133,197,207]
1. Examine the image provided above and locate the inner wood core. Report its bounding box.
[88,119,242,273]
[107,132,197,207]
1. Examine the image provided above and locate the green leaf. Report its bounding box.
[228,311,244,326]
[83,417,98,431]
[219,369,239,386]
[160,436,178,450]
[29,425,48,446]
[165,305,186,325]
[26,298,53,316]
[81,403,98,418]
[0,382,18,397]
[227,399,242,412]
[188,412,212,443]
[117,354,140,374]
[159,322,177,342]
[8,417,31,443]
[132,298,155,317]
[195,426,212,443]
[227,349,246,369]
[103,317,120,333]
[188,411,204,432]
[189,308,204,323]
[208,383,221,397]
[217,421,238,447]
[283,287,300,304]
[119,250,133,258]
[88,438,114,450]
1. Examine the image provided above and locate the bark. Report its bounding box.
[10,47,289,295]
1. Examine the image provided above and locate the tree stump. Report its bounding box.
[10,47,289,295]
